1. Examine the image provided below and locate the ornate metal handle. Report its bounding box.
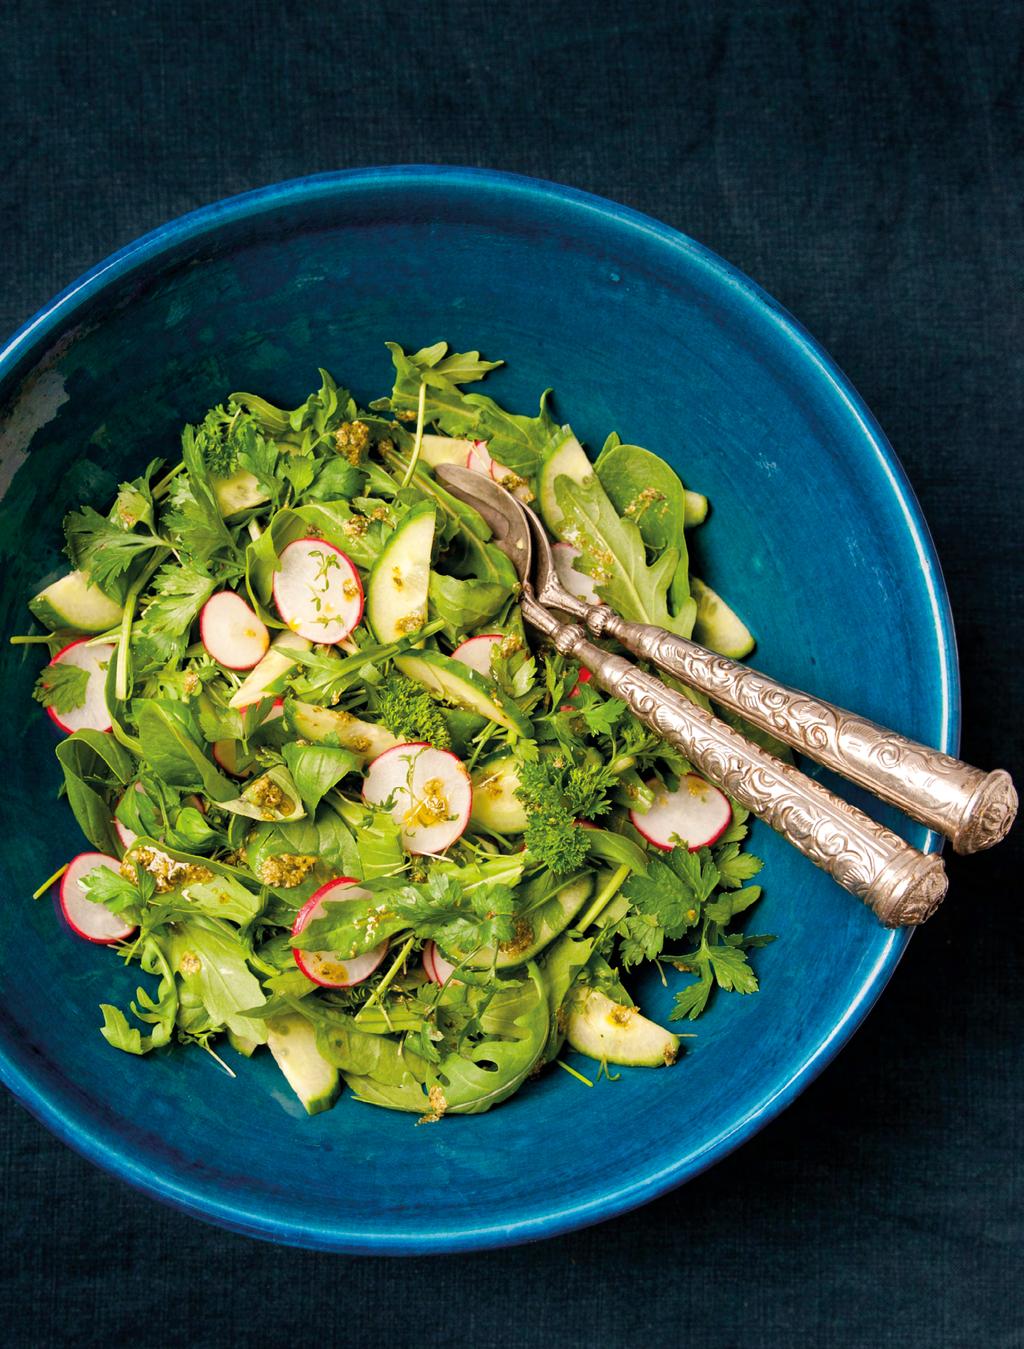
[522,593,947,928]
[573,608,1016,856]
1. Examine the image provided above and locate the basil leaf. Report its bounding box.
[281,744,359,814]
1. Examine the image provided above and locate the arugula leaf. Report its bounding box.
[554,475,696,637]
[281,744,358,813]
[167,920,266,1035]
[181,874,264,925]
[428,572,512,642]
[375,343,558,478]
[99,938,178,1055]
[33,662,89,714]
[306,457,363,502]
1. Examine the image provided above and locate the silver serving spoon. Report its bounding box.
[436,464,948,927]
[436,466,1015,857]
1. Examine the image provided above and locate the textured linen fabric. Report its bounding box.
[1,2,1021,1345]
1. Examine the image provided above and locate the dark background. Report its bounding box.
[1,2,1020,1345]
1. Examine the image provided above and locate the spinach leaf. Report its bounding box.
[428,572,512,641]
[134,698,237,802]
[55,729,137,852]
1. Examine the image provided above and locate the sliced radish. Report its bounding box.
[264,697,285,723]
[212,739,254,778]
[362,742,472,855]
[465,440,492,475]
[553,542,600,604]
[43,639,114,734]
[423,939,458,986]
[291,877,387,988]
[273,538,364,644]
[451,633,503,679]
[630,773,732,852]
[200,591,269,670]
[59,852,137,943]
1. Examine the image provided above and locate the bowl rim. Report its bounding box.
[0,165,960,1254]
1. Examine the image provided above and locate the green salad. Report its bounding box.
[24,342,773,1119]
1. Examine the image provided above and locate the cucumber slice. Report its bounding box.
[287,699,401,763]
[567,987,680,1067]
[29,571,124,633]
[684,490,708,528]
[691,577,754,658]
[227,1026,264,1058]
[457,873,594,970]
[419,434,477,469]
[366,503,436,643]
[266,1013,341,1115]
[470,755,527,834]
[228,632,311,709]
[212,468,270,517]
[537,429,594,536]
[395,650,531,736]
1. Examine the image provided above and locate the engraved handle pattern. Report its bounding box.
[580,608,1016,856]
[522,595,947,927]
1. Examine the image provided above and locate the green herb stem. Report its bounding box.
[115,548,170,701]
[355,936,415,1023]
[32,863,68,900]
[576,863,631,932]
[400,381,427,488]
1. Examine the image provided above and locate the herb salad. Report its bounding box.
[23,342,773,1119]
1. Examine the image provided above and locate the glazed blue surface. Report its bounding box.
[0,168,957,1253]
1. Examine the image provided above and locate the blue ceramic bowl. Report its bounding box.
[0,168,956,1253]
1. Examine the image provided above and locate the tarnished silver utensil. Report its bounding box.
[436,464,950,927]
[436,466,1017,854]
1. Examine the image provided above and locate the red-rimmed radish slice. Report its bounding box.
[264,697,285,723]
[465,440,492,475]
[212,739,254,778]
[362,742,472,855]
[59,852,137,943]
[273,538,363,644]
[630,774,732,852]
[553,542,600,604]
[291,877,387,988]
[200,591,269,670]
[43,639,114,734]
[423,940,458,986]
[450,633,503,679]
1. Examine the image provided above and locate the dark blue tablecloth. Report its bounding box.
[1,2,1020,1345]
